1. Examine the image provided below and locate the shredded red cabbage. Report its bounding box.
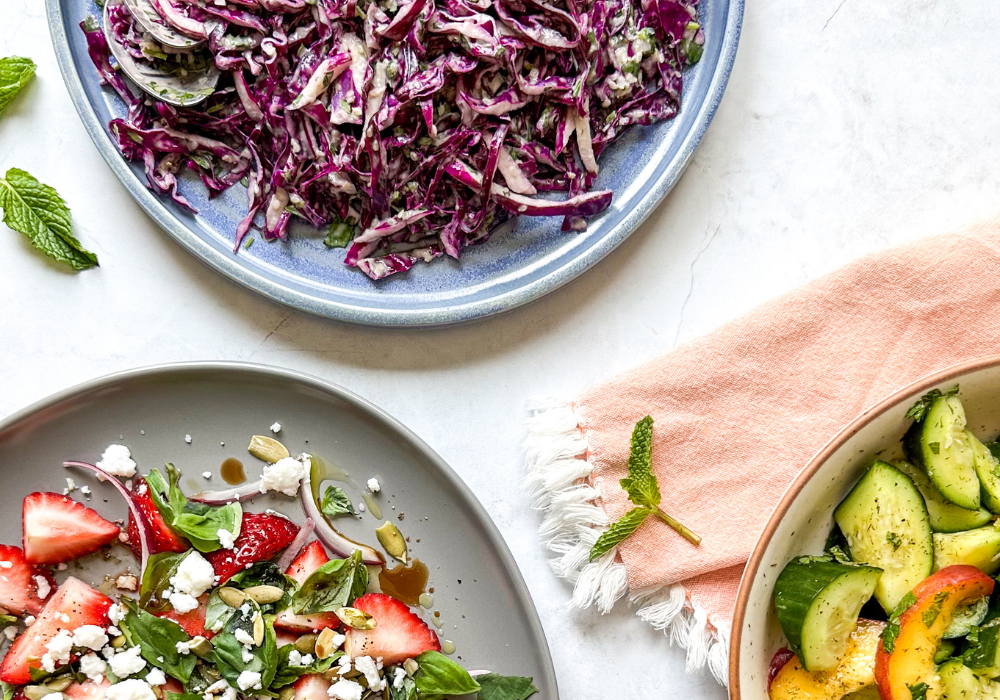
[83,0,703,278]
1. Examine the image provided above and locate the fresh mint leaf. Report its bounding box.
[0,168,98,271]
[906,387,958,423]
[907,682,929,700]
[882,591,918,654]
[414,651,481,698]
[291,550,366,615]
[476,673,538,700]
[589,507,652,561]
[269,644,339,689]
[0,57,35,116]
[619,415,660,508]
[120,598,197,683]
[321,485,355,518]
[145,464,241,552]
[886,532,902,551]
[921,591,948,628]
[140,551,188,609]
[323,219,356,249]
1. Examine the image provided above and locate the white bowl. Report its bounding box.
[729,355,1000,699]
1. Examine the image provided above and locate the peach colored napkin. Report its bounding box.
[524,211,1000,684]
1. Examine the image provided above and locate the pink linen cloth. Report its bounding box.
[571,211,1000,632]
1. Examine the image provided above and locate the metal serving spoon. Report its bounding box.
[104,0,220,108]
[121,0,204,50]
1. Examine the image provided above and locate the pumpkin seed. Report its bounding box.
[244,585,284,604]
[279,687,296,700]
[335,607,377,630]
[111,634,127,648]
[218,587,248,607]
[403,658,419,676]
[314,627,337,659]
[24,687,60,700]
[294,633,317,654]
[253,612,265,646]
[248,435,290,463]
[43,676,75,692]
[189,635,213,657]
[375,521,407,563]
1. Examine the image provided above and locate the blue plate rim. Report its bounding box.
[45,0,744,327]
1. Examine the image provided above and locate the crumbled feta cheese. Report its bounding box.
[146,668,167,686]
[217,528,235,550]
[64,477,77,494]
[34,575,51,599]
[358,501,366,512]
[2,625,16,641]
[96,444,137,477]
[80,485,91,497]
[168,592,199,614]
[57,562,68,571]
[185,435,193,444]
[80,652,107,681]
[108,625,121,636]
[328,679,364,700]
[137,482,147,495]
[203,471,212,479]
[330,633,345,650]
[176,640,191,655]
[392,666,406,690]
[287,649,303,666]
[73,625,109,650]
[301,653,315,665]
[40,653,57,673]
[241,647,254,663]
[260,457,307,496]
[22,615,34,627]
[106,678,156,700]
[45,629,73,664]
[367,477,380,493]
[234,628,254,647]
[354,656,381,689]
[108,603,123,625]
[109,645,147,678]
[58,613,71,623]
[270,422,282,433]
[170,551,216,599]
[237,670,262,690]
[116,574,139,591]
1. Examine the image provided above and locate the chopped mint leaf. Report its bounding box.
[906,387,959,423]
[929,442,940,455]
[0,168,98,271]
[0,57,35,117]
[921,591,948,628]
[886,532,903,551]
[882,591,917,653]
[907,682,929,700]
[320,485,355,518]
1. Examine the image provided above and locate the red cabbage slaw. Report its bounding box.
[82,0,703,279]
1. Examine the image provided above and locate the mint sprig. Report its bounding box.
[0,57,35,116]
[0,168,99,270]
[589,416,701,561]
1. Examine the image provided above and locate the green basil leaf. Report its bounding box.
[269,644,339,689]
[0,168,98,271]
[321,485,355,518]
[120,599,197,683]
[226,562,298,613]
[209,600,278,690]
[146,465,241,552]
[0,681,15,700]
[291,550,367,614]
[0,57,36,116]
[204,588,236,635]
[140,551,189,609]
[476,673,538,700]
[414,651,481,698]
[165,694,204,700]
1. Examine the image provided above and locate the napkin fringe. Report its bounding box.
[523,399,728,685]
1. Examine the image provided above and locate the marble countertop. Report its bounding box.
[3,1,1000,697]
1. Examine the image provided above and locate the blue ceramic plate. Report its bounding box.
[46,0,743,326]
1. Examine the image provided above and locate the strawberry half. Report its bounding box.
[275,541,340,633]
[0,577,113,684]
[127,478,187,558]
[22,492,120,565]
[294,674,331,699]
[64,679,111,700]
[155,594,214,639]
[0,544,55,616]
[204,512,299,583]
[345,593,440,665]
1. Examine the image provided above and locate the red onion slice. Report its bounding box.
[302,467,384,565]
[189,479,263,504]
[64,460,152,577]
[276,517,315,571]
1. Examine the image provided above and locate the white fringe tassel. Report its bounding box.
[523,399,730,686]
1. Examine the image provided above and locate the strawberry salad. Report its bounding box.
[0,436,537,700]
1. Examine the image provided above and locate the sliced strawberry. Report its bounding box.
[0,544,54,616]
[275,541,340,633]
[276,630,300,647]
[64,679,111,699]
[294,674,331,699]
[0,577,113,684]
[161,678,185,694]
[22,492,119,565]
[345,593,440,665]
[204,512,299,583]
[127,478,187,558]
[155,594,214,639]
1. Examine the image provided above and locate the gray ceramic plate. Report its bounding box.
[45,0,743,327]
[0,362,556,694]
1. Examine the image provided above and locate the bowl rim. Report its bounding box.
[728,352,1000,697]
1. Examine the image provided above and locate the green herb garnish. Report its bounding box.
[145,464,242,552]
[291,549,367,614]
[881,591,918,654]
[320,485,355,518]
[906,387,959,423]
[0,57,35,116]
[476,673,539,700]
[413,651,482,698]
[886,532,903,551]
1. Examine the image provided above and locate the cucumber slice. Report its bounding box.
[834,460,934,612]
[934,525,1000,575]
[904,393,981,510]
[938,659,996,700]
[774,558,882,672]
[972,434,1000,514]
[895,460,993,533]
[964,618,1000,677]
[935,639,958,664]
[943,596,990,639]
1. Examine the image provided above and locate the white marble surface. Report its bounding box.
[4,1,1000,697]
